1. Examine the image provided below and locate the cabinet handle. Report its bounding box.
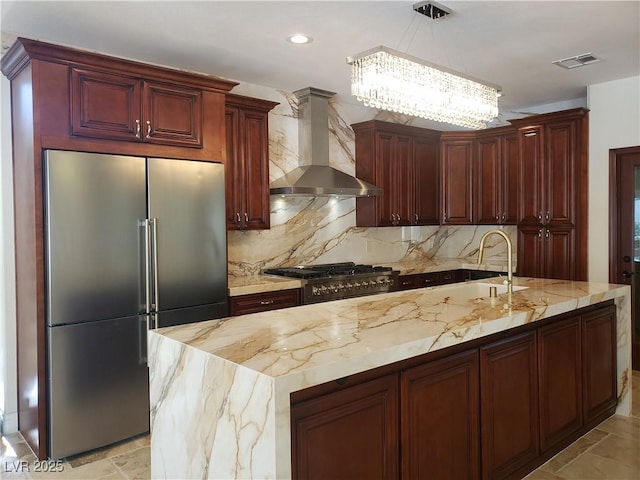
[414,213,419,224]
[135,119,141,139]
[443,212,447,222]
[244,212,249,224]
[260,300,275,305]
[236,212,241,224]
[146,120,151,139]
[523,131,537,137]
[538,212,543,222]
[495,215,500,223]
[545,230,550,239]
[502,213,506,223]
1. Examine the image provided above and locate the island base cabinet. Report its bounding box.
[289,302,617,480]
[480,331,539,480]
[291,374,399,480]
[538,317,582,453]
[582,305,617,425]
[401,350,480,480]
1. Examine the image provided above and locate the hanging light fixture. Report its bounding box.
[346,3,501,129]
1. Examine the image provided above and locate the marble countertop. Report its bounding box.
[227,258,510,296]
[160,276,627,392]
[149,276,631,480]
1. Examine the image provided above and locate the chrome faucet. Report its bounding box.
[477,229,514,295]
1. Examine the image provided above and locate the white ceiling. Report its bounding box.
[2,1,639,127]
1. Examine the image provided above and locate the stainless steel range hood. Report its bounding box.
[269,87,383,197]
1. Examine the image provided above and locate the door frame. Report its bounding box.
[609,145,640,370]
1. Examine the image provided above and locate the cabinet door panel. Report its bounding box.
[480,331,539,480]
[582,306,617,424]
[143,81,203,147]
[545,122,575,225]
[412,136,440,225]
[395,134,414,225]
[545,227,575,280]
[476,137,501,224]
[442,139,474,224]
[374,132,397,226]
[401,350,479,480]
[291,374,399,480]
[517,226,545,278]
[538,317,582,452]
[518,127,544,224]
[70,67,141,142]
[225,107,243,228]
[502,133,519,225]
[242,109,271,229]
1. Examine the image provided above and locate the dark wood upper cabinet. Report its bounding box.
[225,94,278,230]
[512,109,588,280]
[71,67,204,148]
[353,120,440,227]
[475,128,519,225]
[441,133,475,225]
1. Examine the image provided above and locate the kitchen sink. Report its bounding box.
[432,282,529,300]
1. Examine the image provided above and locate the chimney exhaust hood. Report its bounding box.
[269,87,383,197]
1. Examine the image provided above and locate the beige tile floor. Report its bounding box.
[1,371,639,479]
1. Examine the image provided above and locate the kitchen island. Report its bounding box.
[148,277,631,479]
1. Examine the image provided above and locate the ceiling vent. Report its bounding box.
[552,53,601,69]
[413,1,451,19]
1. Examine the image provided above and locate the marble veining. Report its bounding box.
[225,83,517,280]
[149,277,631,479]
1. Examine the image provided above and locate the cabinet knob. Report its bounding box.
[135,119,141,139]
[146,120,151,139]
[244,212,249,224]
[502,213,506,223]
[236,212,241,224]
[545,211,550,223]
[414,213,419,224]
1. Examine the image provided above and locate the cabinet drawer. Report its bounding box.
[229,289,301,316]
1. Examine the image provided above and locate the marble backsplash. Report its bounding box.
[227,83,516,278]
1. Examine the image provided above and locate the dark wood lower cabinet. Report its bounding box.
[538,317,582,452]
[290,302,617,480]
[582,305,617,425]
[480,332,539,480]
[401,350,480,480]
[291,374,399,480]
[229,288,300,316]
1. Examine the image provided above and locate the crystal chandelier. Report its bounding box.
[347,46,501,129]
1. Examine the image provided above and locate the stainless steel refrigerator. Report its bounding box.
[44,150,228,459]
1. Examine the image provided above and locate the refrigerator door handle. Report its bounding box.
[142,219,152,315]
[150,218,160,315]
[139,316,148,364]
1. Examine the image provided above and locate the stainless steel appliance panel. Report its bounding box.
[44,151,147,326]
[147,158,227,312]
[48,315,149,460]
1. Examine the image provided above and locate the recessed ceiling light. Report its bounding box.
[287,34,313,45]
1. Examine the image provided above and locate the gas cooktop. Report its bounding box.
[263,262,398,304]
